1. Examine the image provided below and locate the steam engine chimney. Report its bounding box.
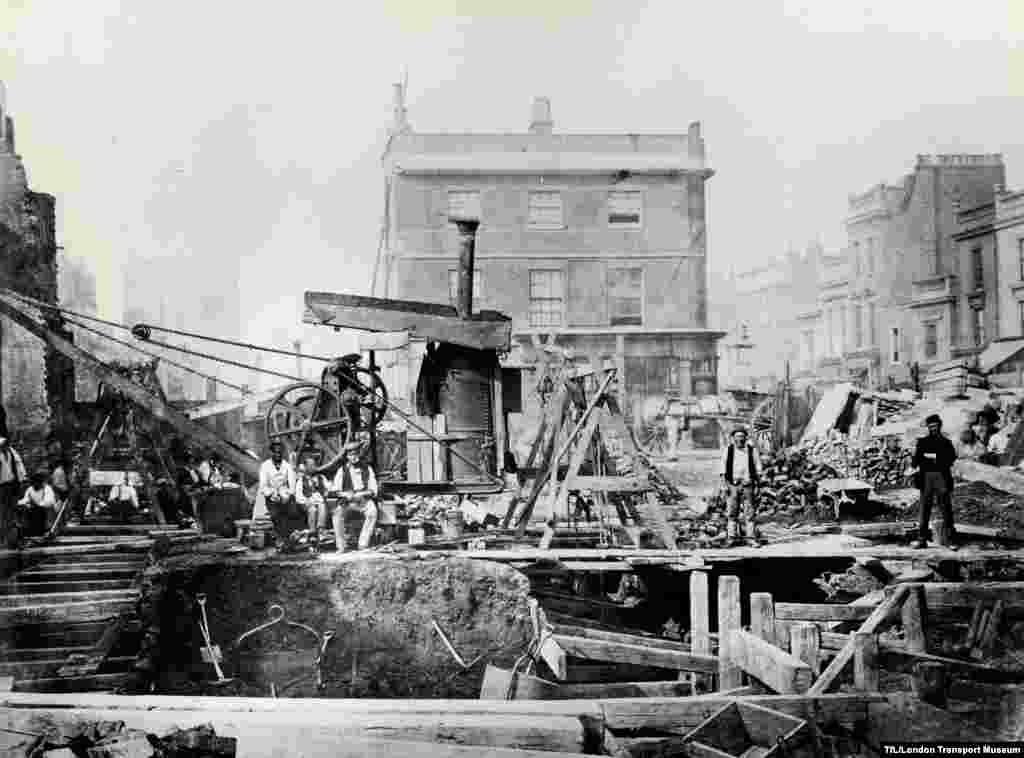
[450,219,480,319]
[529,97,553,135]
[391,82,410,135]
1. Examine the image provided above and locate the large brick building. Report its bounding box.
[378,90,723,454]
[0,81,72,446]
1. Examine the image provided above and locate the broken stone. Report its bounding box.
[86,735,155,758]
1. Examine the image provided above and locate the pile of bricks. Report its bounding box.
[26,723,235,758]
[799,435,913,492]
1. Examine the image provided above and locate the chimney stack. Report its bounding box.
[391,82,410,135]
[529,97,553,135]
[450,218,480,319]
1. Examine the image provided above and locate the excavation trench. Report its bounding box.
[141,555,535,698]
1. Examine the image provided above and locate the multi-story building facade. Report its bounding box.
[379,91,723,449]
[954,185,1024,382]
[804,154,1006,389]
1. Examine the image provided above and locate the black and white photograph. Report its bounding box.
[0,1,1021,754]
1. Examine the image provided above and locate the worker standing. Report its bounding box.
[721,428,761,547]
[330,440,379,551]
[911,414,958,549]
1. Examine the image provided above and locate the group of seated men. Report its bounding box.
[257,439,380,552]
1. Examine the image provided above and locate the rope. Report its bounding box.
[63,316,248,394]
[1,288,333,362]
[2,287,503,484]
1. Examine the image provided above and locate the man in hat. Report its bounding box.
[721,427,761,546]
[0,437,27,547]
[295,455,330,551]
[911,414,958,548]
[330,440,379,551]
[259,440,298,545]
[18,468,57,536]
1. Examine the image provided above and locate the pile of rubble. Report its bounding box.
[7,722,235,758]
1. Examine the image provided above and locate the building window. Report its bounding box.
[972,247,984,290]
[924,323,938,359]
[448,269,483,305]
[528,270,564,327]
[528,191,563,229]
[890,327,900,364]
[608,267,643,326]
[607,191,642,228]
[973,308,985,347]
[447,190,481,221]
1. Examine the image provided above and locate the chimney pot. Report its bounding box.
[529,97,553,135]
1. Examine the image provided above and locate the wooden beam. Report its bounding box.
[0,599,137,629]
[919,582,1024,616]
[878,645,1024,683]
[691,570,712,692]
[717,576,742,689]
[901,584,927,654]
[808,584,910,695]
[0,294,262,479]
[550,625,694,654]
[789,623,821,676]
[556,680,693,700]
[774,603,874,622]
[515,385,570,535]
[598,693,885,732]
[304,291,512,352]
[750,593,777,646]
[725,630,812,694]
[551,634,717,674]
[852,632,879,691]
[0,590,138,610]
[569,475,650,493]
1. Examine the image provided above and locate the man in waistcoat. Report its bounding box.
[721,428,761,546]
[330,440,379,551]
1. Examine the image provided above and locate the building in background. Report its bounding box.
[957,185,1024,382]
[379,89,723,454]
[0,81,73,446]
[804,154,1006,389]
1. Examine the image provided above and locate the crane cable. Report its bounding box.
[0,288,334,362]
[1,289,503,484]
[62,316,249,394]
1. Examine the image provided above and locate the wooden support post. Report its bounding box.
[913,661,948,708]
[717,575,742,690]
[750,592,776,646]
[852,632,879,692]
[727,630,813,694]
[901,584,927,654]
[965,601,985,649]
[809,584,909,695]
[789,622,821,676]
[975,610,992,654]
[690,570,711,690]
[974,600,1005,660]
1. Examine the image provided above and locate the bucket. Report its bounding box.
[442,509,464,540]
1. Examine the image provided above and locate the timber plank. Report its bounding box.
[774,603,874,622]
[552,634,717,674]
[551,624,693,654]
[12,671,138,693]
[571,476,649,493]
[807,585,909,695]
[726,631,812,694]
[0,599,138,628]
[0,580,134,594]
[878,646,1024,683]
[0,590,138,609]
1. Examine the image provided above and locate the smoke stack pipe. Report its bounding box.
[450,218,480,319]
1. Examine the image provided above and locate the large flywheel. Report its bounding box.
[265,383,354,473]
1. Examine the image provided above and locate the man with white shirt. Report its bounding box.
[720,428,761,546]
[330,440,379,551]
[259,441,298,546]
[0,437,27,547]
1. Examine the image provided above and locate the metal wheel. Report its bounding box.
[352,367,389,428]
[265,383,353,473]
[630,419,672,457]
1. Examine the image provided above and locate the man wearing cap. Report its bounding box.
[330,440,379,551]
[295,455,330,551]
[911,414,958,548]
[721,428,761,546]
[0,437,27,547]
[259,441,298,545]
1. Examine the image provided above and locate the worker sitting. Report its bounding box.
[295,456,330,553]
[108,472,140,523]
[18,469,57,537]
[330,440,379,551]
[721,427,761,547]
[258,441,299,549]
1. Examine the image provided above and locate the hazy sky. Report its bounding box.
[2,0,1022,355]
